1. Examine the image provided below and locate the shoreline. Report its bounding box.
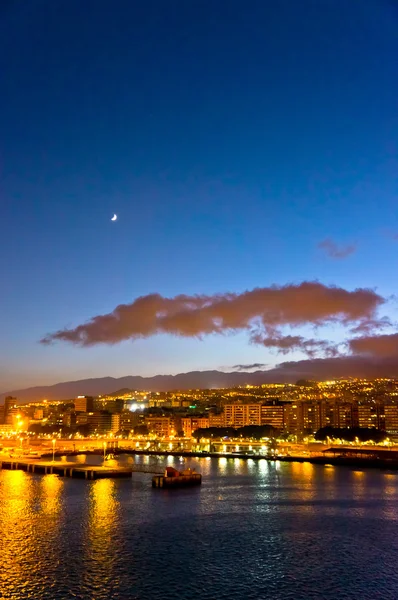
[41,448,398,472]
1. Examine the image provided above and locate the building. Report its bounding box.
[181,417,210,437]
[336,402,355,429]
[62,410,77,427]
[319,400,339,429]
[0,424,13,434]
[4,396,17,425]
[283,403,301,434]
[87,411,112,434]
[302,401,321,433]
[33,408,44,420]
[261,401,285,429]
[224,404,261,427]
[74,396,94,413]
[145,416,174,437]
[357,402,380,429]
[111,413,121,433]
[120,410,144,433]
[209,413,225,428]
[94,398,124,413]
[384,403,398,435]
[76,412,89,426]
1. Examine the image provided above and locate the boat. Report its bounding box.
[152,466,202,488]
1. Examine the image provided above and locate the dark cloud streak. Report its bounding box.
[232,363,268,371]
[318,238,356,259]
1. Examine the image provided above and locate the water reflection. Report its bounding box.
[88,479,120,555]
[0,471,35,597]
[40,474,63,515]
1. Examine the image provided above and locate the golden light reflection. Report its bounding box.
[88,478,119,556]
[41,474,63,515]
[290,461,315,480]
[0,471,35,594]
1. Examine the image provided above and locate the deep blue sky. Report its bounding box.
[1,0,397,391]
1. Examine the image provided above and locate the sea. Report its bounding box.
[1,454,398,600]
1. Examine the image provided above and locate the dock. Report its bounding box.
[0,459,133,479]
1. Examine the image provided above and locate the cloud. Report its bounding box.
[250,333,340,358]
[318,238,356,259]
[265,354,398,381]
[349,333,398,357]
[41,281,386,357]
[232,363,268,371]
[350,316,392,335]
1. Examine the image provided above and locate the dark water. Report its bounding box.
[1,455,398,600]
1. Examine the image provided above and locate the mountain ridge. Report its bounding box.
[1,370,275,402]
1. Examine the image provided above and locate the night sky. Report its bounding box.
[1,0,397,391]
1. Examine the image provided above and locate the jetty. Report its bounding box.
[152,466,202,488]
[0,458,133,480]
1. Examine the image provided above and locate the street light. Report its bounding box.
[103,441,107,462]
[52,438,56,462]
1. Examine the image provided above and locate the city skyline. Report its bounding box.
[2,1,398,391]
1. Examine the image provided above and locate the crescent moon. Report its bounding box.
[111,214,117,221]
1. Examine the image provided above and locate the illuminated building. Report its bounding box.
[33,408,44,420]
[302,401,321,433]
[111,413,121,433]
[209,413,225,427]
[87,412,112,434]
[283,403,301,434]
[260,401,285,428]
[357,402,380,429]
[94,398,124,413]
[384,403,398,435]
[181,417,210,437]
[145,416,174,437]
[224,404,262,427]
[4,396,17,425]
[74,396,94,413]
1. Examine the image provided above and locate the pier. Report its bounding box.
[0,459,134,479]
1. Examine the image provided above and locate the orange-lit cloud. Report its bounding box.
[349,333,398,357]
[41,281,386,357]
